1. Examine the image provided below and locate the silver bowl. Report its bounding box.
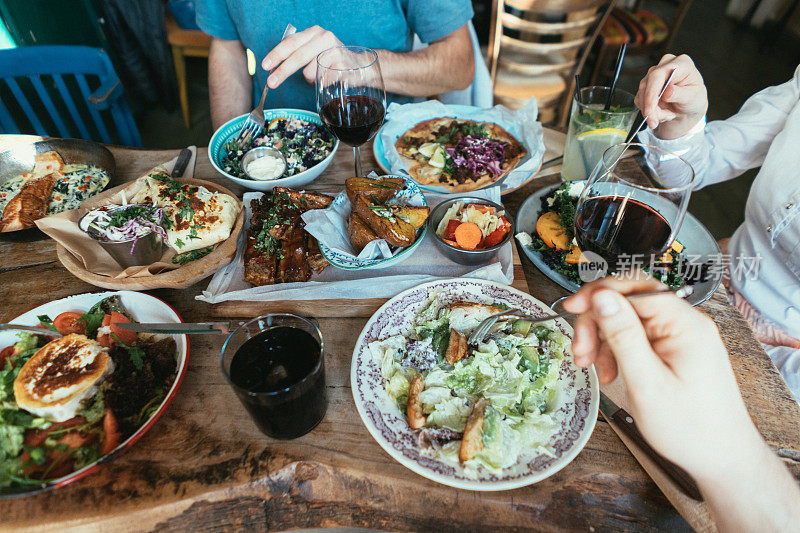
[96,232,166,269]
[241,146,287,180]
[428,197,515,266]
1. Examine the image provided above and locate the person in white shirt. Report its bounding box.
[634,54,800,402]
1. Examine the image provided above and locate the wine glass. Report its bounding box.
[573,143,695,276]
[316,46,386,177]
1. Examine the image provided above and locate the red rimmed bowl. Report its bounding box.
[0,291,188,498]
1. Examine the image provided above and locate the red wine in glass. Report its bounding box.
[320,95,385,147]
[573,142,694,276]
[575,196,672,269]
[316,46,386,176]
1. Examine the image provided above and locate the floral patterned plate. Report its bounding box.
[350,278,599,491]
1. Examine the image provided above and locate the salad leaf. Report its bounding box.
[0,424,24,458]
[426,397,472,432]
[77,390,105,425]
[36,315,59,332]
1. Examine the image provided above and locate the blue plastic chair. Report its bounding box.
[0,45,142,146]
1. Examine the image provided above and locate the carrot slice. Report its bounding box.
[443,238,459,247]
[454,222,483,250]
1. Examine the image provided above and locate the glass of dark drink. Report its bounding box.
[574,143,695,274]
[220,314,327,439]
[316,45,386,177]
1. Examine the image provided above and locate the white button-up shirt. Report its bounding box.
[639,66,800,399]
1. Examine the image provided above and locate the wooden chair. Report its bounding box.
[488,0,616,127]
[0,45,141,146]
[165,12,210,129]
[589,0,694,86]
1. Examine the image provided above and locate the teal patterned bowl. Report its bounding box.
[208,109,339,191]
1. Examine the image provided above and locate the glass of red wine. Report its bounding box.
[316,45,386,177]
[574,143,695,276]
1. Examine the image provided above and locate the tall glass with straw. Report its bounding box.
[561,45,637,181]
[561,86,638,181]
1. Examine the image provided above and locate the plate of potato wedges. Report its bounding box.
[318,176,430,270]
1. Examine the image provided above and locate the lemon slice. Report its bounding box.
[575,128,627,172]
[576,127,627,138]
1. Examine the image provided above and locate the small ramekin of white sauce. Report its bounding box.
[242,147,287,181]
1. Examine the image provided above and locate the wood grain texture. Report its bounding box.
[0,134,797,532]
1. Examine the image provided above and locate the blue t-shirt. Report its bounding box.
[196,0,474,111]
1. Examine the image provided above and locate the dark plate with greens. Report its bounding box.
[0,291,188,497]
[515,182,721,306]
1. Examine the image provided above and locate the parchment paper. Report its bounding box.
[378,99,545,190]
[301,173,426,261]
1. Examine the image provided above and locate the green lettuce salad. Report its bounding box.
[368,295,570,475]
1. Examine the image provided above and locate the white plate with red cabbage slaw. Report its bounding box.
[374,103,545,195]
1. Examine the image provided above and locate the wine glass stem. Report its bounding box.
[353,146,362,177]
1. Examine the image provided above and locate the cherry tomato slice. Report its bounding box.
[53,311,86,336]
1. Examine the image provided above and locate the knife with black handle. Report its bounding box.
[600,392,704,501]
[171,148,192,178]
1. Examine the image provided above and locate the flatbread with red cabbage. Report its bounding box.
[395,118,526,192]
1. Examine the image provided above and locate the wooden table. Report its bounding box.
[1,134,798,532]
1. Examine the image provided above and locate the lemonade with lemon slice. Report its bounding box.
[561,87,637,181]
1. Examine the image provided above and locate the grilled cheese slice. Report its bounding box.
[132,172,240,252]
[13,334,114,422]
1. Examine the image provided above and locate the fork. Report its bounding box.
[236,24,297,146]
[467,285,694,345]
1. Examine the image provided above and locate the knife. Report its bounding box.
[0,324,63,338]
[599,392,704,501]
[171,148,192,178]
[116,321,247,335]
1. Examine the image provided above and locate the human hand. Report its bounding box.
[562,275,763,477]
[260,25,343,89]
[634,54,708,138]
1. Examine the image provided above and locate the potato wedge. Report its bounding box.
[407,373,426,429]
[348,213,379,253]
[345,176,405,205]
[459,398,489,463]
[535,211,570,250]
[353,196,416,247]
[445,328,468,364]
[391,205,430,230]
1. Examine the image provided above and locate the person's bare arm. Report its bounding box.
[564,277,800,532]
[261,24,474,96]
[209,37,251,130]
[376,25,474,96]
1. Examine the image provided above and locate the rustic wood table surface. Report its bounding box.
[1,133,798,532]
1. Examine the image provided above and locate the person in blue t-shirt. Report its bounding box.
[196,0,476,129]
